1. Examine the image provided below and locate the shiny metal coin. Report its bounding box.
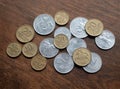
[54,53,74,74]
[39,38,59,58]
[67,38,87,56]
[95,30,115,50]
[33,14,55,35]
[83,52,102,73]
[54,27,71,40]
[70,17,88,38]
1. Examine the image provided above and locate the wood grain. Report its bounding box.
[0,0,120,89]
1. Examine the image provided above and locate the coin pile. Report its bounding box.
[6,10,115,74]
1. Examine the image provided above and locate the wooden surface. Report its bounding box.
[0,0,120,89]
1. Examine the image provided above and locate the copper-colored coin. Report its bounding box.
[16,24,35,43]
[6,42,22,57]
[22,42,37,58]
[54,10,69,25]
[31,54,47,71]
[85,19,104,36]
[54,34,69,49]
[73,48,91,66]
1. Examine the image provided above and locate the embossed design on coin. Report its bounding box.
[54,34,69,49]
[6,43,22,57]
[85,19,104,36]
[22,42,38,58]
[33,14,55,35]
[31,54,47,71]
[73,48,91,66]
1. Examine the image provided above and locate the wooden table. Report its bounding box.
[0,0,120,89]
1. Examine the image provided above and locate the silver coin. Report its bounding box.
[39,38,59,58]
[67,38,87,56]
[54,27,71,40]
[70,17,88,38]
[54,53,74,74]
[33,14,55,35]
[83,52,102,73]
[95,30,115,50]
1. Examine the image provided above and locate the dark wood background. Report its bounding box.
[0,0,120,89]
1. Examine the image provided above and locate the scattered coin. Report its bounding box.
[73,48,91,66]
[67,38,87,56]
[70,17,88,38]
[16,24,35,43]
[22,42,38,58]
[54,10,69,25]
[54,34,69,49]
[54,27,71,40]
[33,14,55,35]
[95,30,115,50]
[54,53,74,74]
[31,54,47,71]
[83,52,102,73]
[6,42,22,57]
[85,19,104,36]
[39,38,59,58]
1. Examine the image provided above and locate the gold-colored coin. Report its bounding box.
[6,42,22,57]
[16,24,35,43]
[22,42,37,58]
[31,54,47,71]
[54,10,69,25]
[54,34,69,49]
[85,19,104,36]
[73,48,91,66]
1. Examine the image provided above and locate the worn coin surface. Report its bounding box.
[54,27,71,40]
[39,38,59,58]
[95,30,115,50]
[31,54,47,71]
[54,34,69,49]
[67,38,87,56]
[33,14,55,35]
[85,19,104,36]
[83,52,102,73]
[54,53,74,74]
[22,42,38,58]
[16,24,35,43]
[6,43,22,57]
[73,48,91,66]
[54,11,69,25]
[70,17,88,38]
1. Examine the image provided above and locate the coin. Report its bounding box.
[54,53,74,74]
[54,10,69,25]
[85,19,104,36]
[67,38,87,56]
[70,17,88,38]
[73,48,91,66]
[83,52,102,73]
[95,30,115,50]
[31,54,47,71]
[6,42,22,57]
[54,27,71,40]
[39,38,59,58]
[16,24,35,43]
[54,34,69,49]
[22,42,38,58]
[33,14,55,35]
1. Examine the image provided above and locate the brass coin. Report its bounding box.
[85,19,104,36]
[54,34,69,49]
[6,42,22,57]
[31,54,47,71]
[16,24,35,43]
[73,48,91,66]
[54,10,69,25]
[22,42,38,58]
